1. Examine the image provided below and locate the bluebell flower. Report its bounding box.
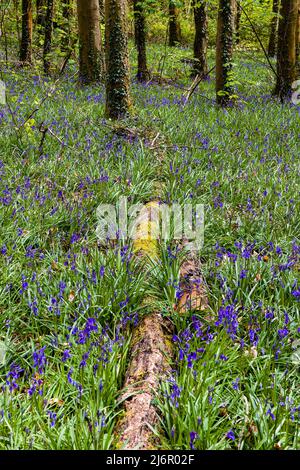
[278,328,288,339]
[226,430,235,440]
[189,431,198,450]
[33,346,47,374]
[232,378,240,390]
[266,408,275,421]
[62,349,71,363]
[292,289,300,299]
[47,410,57,427]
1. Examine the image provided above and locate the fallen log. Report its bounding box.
[115,313,173,449]
[114,201,173,449]
[177,254,209,314]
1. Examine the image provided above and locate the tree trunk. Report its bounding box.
[274,0,298,100]
[192,0,208,76]
[169,1,181,46]
[61,0,72,52]
[216,0,235,106]
[296,1,300,73]
[235,0,242,44]
[20,0,33,64]
[268,0,280,57]
[99,0,105,22]
[43,0,54,74]
[105,0,131,119]
[77,0,103,83]
[133,0,149,81]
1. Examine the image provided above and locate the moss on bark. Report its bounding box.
[216,0,235,107]
[192,0,208,77]
[105,0,131,119]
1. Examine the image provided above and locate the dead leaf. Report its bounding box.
[51,260,59,270]
[68,290,75,302]
[48,398,64,407]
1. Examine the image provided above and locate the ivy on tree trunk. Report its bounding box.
[133,0,149,82]
[192,0,208,77]
[169,1,181,47]
[105,0,131,119]
[268,0,280,58]
[216,0,235,107]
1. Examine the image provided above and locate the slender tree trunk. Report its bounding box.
[13,0,21,45]
[169,1,181,46]
[192,0,208,76]
[235,0,242,44]
[36,0,45,29]
[133,0,149,81]
[20,0,33,64]
[268,0,280,57]
[296,1,300,73]
[99,0,104,22]
[43,0,54,74]
[61,0,72,52]
[77,0,103,83]
[105,0,131,119]
[216,0,235,106]
[274,0,298,100]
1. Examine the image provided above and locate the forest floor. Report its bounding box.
[0,44,300,450]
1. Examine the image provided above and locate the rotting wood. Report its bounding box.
[116,313,173,449]
[115,200,173,449]
[177,254,209,314]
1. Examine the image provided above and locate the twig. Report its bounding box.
[58,38,78,77]
[18,78,60,131]
[48,126,65,146]
[239,4,278,79]
[183,65,216,106]
[38,122,48,154]
[150,132,160,148]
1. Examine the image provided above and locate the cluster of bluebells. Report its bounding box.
[6,363,24,392]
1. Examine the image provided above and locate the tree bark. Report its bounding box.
[216,0,235,106]
[192,0,208,76]
[99,0,105,22]
[296,1,300,73]
[274,0,298,100]
[61,0,72,52]
[43,0,54,74]
[268,0,280,57]
[133,0,149,81]
[169,1,181,46]
[20,0,33,64]
[235,0,242,44]
[105,0,131,119]
[77,0,103,83]
[116,313,173,450]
